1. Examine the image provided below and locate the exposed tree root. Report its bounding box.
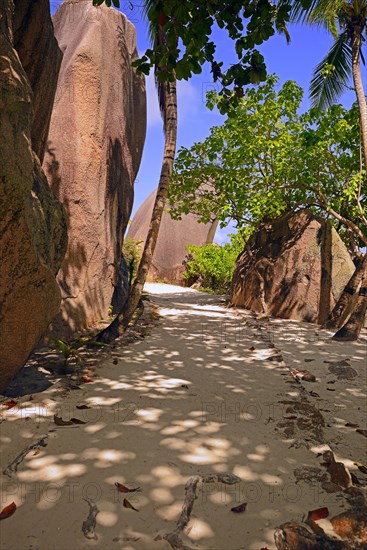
[82,497,99,540]
[3,435,48,477]
[163,472,241,549]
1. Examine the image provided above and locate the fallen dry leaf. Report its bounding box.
[123,498,139,511]
[354,462,367,475]
[76,405,91,410]
[70,417,87,425]
[80,376,94,384]
[112,359,118,365]
[2,400,17,410]
[0,502,16,520]
[54,415,73,426]
[346,423,359,428]
[307,507,329,521]
[54,415,87,426]
[230,502,247,513]
[115,482,141,493]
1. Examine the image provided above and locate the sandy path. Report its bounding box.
[0,284,366,549]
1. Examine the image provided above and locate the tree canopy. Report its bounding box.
[94,0,292,109]
[168,76,366,254]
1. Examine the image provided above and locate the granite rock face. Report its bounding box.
[0,0,67,392]
[13,0,63,162]
[44,0,146,335]
[231,210,355,324]
[127,190,218,284]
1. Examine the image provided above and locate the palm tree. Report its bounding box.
[290,0,367,340]
[96,2,177,343]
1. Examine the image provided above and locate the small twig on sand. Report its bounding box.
[163,472,241,549]
[3,435,48,477]
[82,497,99,540]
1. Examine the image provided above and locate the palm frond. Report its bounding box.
[290,0,345,36]
[310,30,352,109]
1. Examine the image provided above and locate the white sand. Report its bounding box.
[0,283,366,549]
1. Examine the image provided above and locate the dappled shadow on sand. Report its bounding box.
[0,287,366,549]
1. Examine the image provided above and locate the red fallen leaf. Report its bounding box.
[80,376,94,384]
[230,502,247,513]
[115,482,141,493]
[123,498,139,511]
[112,359,118,365]
[249,346,256,351]
[2,400,17,410]
[284,415,297,420]
[307,507,329,521]
[0,502,16,520]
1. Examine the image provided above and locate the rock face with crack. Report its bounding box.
[127,189,217,284]
[231,210,355,324]
[13,0,63,162]
[0,0,67,392]
[43,0,147,335]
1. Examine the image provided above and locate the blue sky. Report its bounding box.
[50,1,366,242]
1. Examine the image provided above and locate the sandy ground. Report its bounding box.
[0,283,366,550]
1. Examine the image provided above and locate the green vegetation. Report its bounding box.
[169,76,366,257]
[122,238,142,287]
[184,233,244,294]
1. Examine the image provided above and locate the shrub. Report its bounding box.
[184,233,244,294]
[122,238,142,286]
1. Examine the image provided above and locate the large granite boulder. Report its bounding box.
[231,210,355,324]
[0,0,67,392]
[13,0,63,162]
[44,0,146,335]
[127,190,218,284]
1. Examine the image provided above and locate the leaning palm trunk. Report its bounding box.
[95,81,177,343]
[331,25,367,340]
[324,254,367,329]
[332,254,367,341]
[352,24,367,168]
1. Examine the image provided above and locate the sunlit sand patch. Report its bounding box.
[150,487,174,504]
[156,501,184,521]
[135,408,163,422]
[186,518,215,540]
[18,462,86,482]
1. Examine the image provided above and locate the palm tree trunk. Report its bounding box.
[323,254,366,329]
[332,254,367,341]
[330,26,367,341]
[95,80,177,343]
[352,25,367,169]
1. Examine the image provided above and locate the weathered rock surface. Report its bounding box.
[231,210,355,324]
[0,0,67,392]
[127,190,218,284]
[44,0,146,335]
[13,0,63,162]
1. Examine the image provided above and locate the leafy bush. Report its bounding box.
[122,238,142,286]
[184,233,244,294]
